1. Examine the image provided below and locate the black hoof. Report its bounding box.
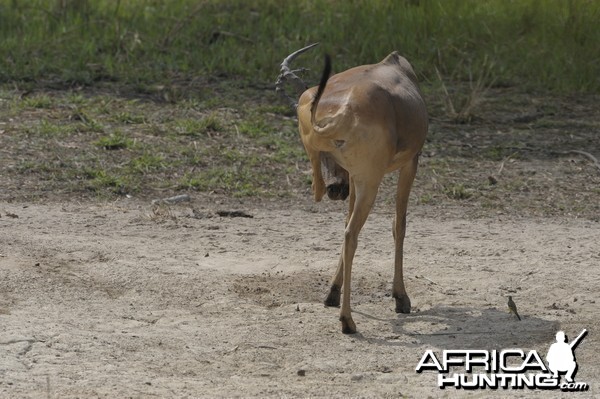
[324,285,341,307]
[395,294,411,314]
[340,316,357,334]
[326,183,349,201]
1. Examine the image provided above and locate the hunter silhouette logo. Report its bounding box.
[546,329,587,383]
[416,329,589,391]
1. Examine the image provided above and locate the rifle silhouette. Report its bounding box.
[569,329,587,350]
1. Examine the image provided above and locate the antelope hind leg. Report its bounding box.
[392,157,419,314]
[306,150,326,202]
[338,178,380,334]
[324,178,355,308]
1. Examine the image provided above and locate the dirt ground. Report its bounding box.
[1,83,599,398]
[1,194,598,398]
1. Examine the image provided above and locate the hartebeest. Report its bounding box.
[276,44,428,334]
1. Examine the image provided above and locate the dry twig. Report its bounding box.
[555,150,600,171]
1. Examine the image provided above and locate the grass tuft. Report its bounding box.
[21,94,54,109]
[95,131,134,150]
[174,114,224,137]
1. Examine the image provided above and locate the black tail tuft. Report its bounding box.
[310,54,332,119]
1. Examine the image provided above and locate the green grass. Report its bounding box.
[173,114,224,137]
[129,153,166,174]
[21,94,53,109]
[94,131,134,150]
[179,168,265,197]
[1,0,598,93]
[112,111,146,125]
[1,1,599,217]
[0,87,310,200]
[28,119,76,137]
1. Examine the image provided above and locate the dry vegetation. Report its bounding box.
[1,86,599,221]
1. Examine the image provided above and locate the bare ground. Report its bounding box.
[1,85,599,398]
[1,196,599,398]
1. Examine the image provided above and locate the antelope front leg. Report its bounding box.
[393,157,418,314]
[309,151,327,202]
[299,124,327,202]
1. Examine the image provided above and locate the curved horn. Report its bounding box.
[275,43,320,109]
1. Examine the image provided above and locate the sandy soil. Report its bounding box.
[1,197,598,398]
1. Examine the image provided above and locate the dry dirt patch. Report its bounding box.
[0,199,598,398]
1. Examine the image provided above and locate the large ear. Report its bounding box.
[381,51,402,65]
[382,51,419,84]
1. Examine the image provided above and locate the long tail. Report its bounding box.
[310,54,332,129]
